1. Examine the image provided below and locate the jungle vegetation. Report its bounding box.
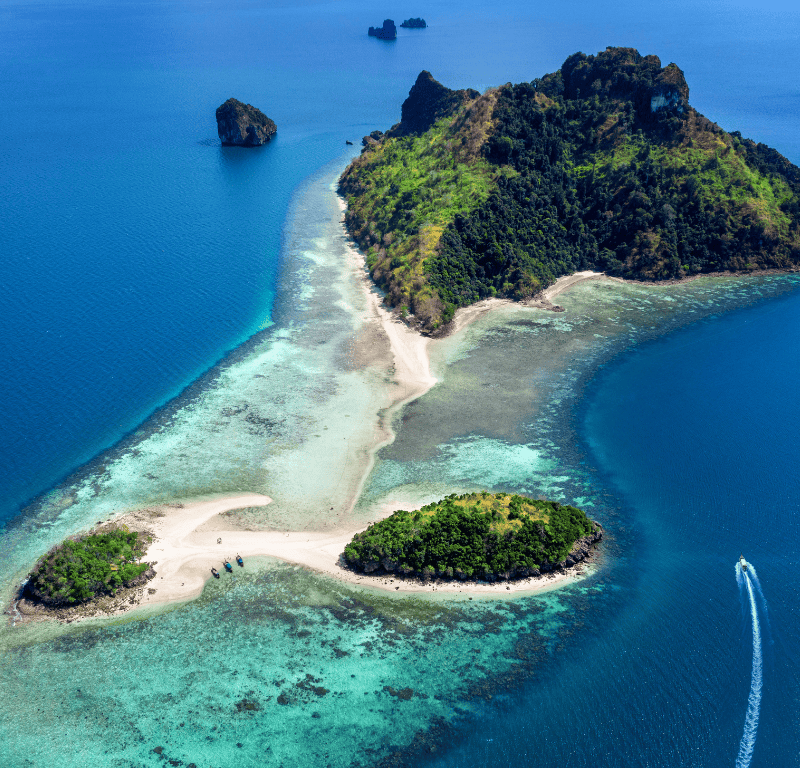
[343,492,598,580]
[339,47,800,331]
[25,529,152,606]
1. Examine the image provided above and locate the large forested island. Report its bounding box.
[339,47,800,331]
[343,492,602,582]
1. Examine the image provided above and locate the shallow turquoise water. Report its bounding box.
[5,238,798,766]
[2,559,604,768]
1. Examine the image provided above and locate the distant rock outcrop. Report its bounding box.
[216,98,277,146]
[368,19,397,40]
[400,17,426,28]
[390,70,479,136]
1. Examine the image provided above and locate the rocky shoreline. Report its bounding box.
[6,517,159,626]
[9,578,159,626]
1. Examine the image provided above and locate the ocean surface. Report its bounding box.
[2,0,800,766]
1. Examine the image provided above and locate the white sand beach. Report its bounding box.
[125,493,592,613]
[113,268,608,614]
[12,266,604,625]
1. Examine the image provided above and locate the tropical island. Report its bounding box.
[400,18,426,28]
[23,528,154,608]
[343,492,602,582]
[339,47,800,332]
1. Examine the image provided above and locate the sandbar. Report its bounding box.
[127,268,606,612]
[13,265,605,624]
[121,493,594,614]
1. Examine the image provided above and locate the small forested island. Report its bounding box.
[368,19,397,40]
[400,18,426,28]
[339,47,800,331]
[23,529,154,608]
[216,97,277,146]
[343,492,602,582]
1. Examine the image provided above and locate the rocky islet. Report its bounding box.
[368,19,397,40]
[216,97,277,146]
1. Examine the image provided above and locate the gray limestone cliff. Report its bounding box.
[216,98,277,146]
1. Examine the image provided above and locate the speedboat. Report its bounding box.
[739,554,747,572]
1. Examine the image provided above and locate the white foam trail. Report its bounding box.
[736,564,747,622]
[735,567,762,768]
[747,564,771,635]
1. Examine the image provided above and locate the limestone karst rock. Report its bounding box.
[391,70,479,136]
[368,19,397,40]
[215,98,277,146]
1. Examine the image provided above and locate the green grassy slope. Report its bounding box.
[340,90,508,327]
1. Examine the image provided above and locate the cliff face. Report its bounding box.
[546,47,690,123]
[390,70,480,136]
[216,98,277,146]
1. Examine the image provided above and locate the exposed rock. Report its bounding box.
[554,47,689,123]
[216,98,277,147]
[389,71,480,137]
[368,19,396,40]
[127,565,157,588]
[400,18,426,28]
[361,130,385,149]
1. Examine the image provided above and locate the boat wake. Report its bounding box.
[735,558,763,768]
[747,563,772,641]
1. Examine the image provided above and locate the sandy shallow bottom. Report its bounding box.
[115,271,609,615]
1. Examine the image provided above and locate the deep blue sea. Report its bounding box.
[2,0,800,766]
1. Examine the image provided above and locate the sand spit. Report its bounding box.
[132,269,607,611]
[9,265,608,626]
[12,491,593,625]
[125,494,595,613]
